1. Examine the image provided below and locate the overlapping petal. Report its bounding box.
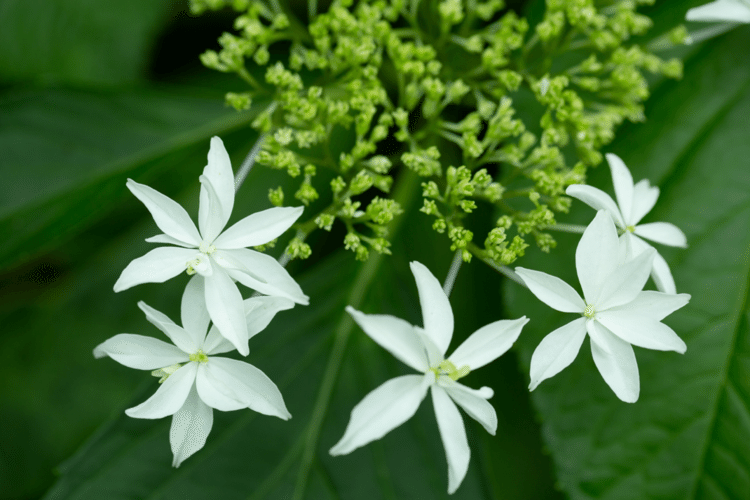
[113,247,195,292]
[515,268,585,313]
[93,333,189,369]
[346,307,430,372]
[198,136,235,241]
[410,261,454,355]
[596,312,687,353]
[195,363,245,411]
[605,291,690,321]
[630,234,677,294]
[204,267,249,356]
[529,318,588,390]
[634,222,688,248]
[202,326,236,356]
[576,210,620,303]
[595,248,655,310]
[245,296,296,341]
[449,317,528,370]
[126,363,198,419]
[442,382,497,435]
[204,357,291,419]
[432,385,470,495]
[329,374,431,456]
[198,175,227,243]
[145,234,196,248]
[218,248,309,305]
[565,184,625,227]
[181,276,211,348]
[138,301,198,354]
[170,386,213,467]
[126,179,201,246]
[214,206,304,249]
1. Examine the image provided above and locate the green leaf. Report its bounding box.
[504,28,750,499]
[38,168,561,499]
[0,0,170,86]
[0,87,262,270]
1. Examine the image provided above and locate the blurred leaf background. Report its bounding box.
[1,0,749,499]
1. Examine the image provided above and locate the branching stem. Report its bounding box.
[442,249,463,298]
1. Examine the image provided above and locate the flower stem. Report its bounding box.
[234,133,268,192]
[480,256,527,288]
[546,223,587,234]
[442,249,463,298]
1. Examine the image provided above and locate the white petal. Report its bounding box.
[443,382,497,435]
[214,206,304,249]
[629,179,659,225]
[182,276,211,347]
[588,324,640,403]
[114,247,195,292]
[126,179,201,246]
[605,291,690,321]
[346,306,429,371]
[410,261,454,356]
[145,234,195,248]
[126,363,198,419]
[686,0,750,22]
[576,210,620,304]
[431,385,470,495]
[202,325,236,356]
[204,268,249,356]
[596,312,687,353]
[170,385,213,467]
[329,374,431,456]
[138,301,197,354]
[449,317,529,370]
[528,318,587,390]
[565,184,625,227]
[515,268,585,313]
[200,357,291,419]
[202,136,235,230]
[606,153,635,226]
[415,327,445,368]
[195,363,244,411]
[198,175,228,243]
[217,249,309,305]
[634,222,688,248]
[244,296,296,341]
[93,334,189,369]
[596,248,655,310]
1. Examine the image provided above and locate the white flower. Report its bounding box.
[330,261,528,494]
[113,136,309,355]
[566,153,687,294]
[515,210,690,403]
[687,0,750,23]
[94,277,294,466]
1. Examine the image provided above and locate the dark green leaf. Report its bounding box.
[504,28,750,500]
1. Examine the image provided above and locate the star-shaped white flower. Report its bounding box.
[516,210,690,403]
[95,277,293,466]
[687,0,750,23]
[566,153,687,294]
[113,136,309,355]
[330,261,528,494]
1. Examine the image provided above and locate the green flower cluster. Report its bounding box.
[192,0,683,267]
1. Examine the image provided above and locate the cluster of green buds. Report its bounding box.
[192,0,684,268]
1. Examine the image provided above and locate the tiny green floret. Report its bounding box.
[584,304,596,319]
[189,350,209,363]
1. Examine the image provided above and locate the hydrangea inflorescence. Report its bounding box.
[193,0,682,268]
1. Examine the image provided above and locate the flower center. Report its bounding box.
[189,350,209,363]
[583,304,596,319]
[151,363,182,383]
[198,241,217,254]
[626,225,636,233]
[430,360,471,381]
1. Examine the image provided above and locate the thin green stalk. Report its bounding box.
[291,171,419,500]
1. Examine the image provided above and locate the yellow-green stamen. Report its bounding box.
[430,360,471,381]
[189,350,209,363]
[584,304,596,319]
